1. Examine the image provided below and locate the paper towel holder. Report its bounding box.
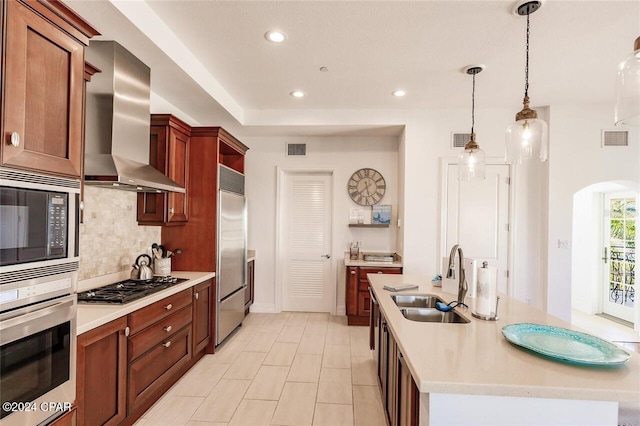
[472,296,500,321]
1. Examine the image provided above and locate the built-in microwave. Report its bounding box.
[0,168,79,292]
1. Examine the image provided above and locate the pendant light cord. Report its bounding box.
[471,72,476,134]
[525,11,530,97]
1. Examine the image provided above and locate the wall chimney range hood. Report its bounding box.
[84,41,185,193]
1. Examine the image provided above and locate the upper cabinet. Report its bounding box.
[1,0,99,178]
[138,114,191,226]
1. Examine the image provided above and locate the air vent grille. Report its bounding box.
[451,133,471,148]
[0,262,79,285]
[287,143,307,156]
[0,168,80,189]
[602,130,629,147]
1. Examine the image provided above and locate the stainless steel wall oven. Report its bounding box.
[0,168,79,425]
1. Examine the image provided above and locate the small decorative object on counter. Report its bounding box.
[350,242,360,260]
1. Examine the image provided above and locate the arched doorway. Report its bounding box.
[571,181,639,337]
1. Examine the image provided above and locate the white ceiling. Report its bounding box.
[68,0,639,137]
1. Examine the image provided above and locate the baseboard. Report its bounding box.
[249,303,277,313]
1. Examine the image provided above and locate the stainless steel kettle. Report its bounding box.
[134,254,154,280]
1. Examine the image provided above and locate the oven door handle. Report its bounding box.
[0,295,75,345]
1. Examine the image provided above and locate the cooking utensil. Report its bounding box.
[135,254,154,280]
[158,245,167,258]
[167,248,182,258]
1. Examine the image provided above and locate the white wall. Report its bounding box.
[244,136,399,313]
[547,104,639,321]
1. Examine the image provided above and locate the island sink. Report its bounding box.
[391,294,444,308]
[399,307,470,323]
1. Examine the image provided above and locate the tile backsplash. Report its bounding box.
[78,186,160,280]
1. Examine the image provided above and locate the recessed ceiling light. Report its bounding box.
[392,90,406,97]
[319,67,329,72]
[265,30,287,43]
[290,90,305,98]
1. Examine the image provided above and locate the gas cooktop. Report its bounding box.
[77,276,188,305]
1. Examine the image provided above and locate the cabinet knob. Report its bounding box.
[124,326,130,337]
[164,325,172,333]
[194,293,199,300]
[79,201,85,211]
[377,271,383,274]
[165,304,172,310]
[162,341,171,348]
[9,132,20,147]
[350,270,356,275]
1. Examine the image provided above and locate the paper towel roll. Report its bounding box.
[475,266,497,317]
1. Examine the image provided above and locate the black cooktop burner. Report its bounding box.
[77,276,189,304]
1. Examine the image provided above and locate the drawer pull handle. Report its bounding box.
[165,304,172,310]
[350,270,356,275]
[124,326,130,337]
[164,325,172,332]
[377,271,383,274]
[162,341,171,348]
[194,293,199,300]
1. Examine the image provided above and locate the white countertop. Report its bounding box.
[77,271,215,335]
[368,274,640,403]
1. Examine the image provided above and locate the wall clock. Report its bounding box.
[348,168,385,206]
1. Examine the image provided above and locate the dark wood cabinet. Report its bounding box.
[76,317,127,426]
[376,309,419,426]
[1,0,98,178]
[193,279,214,354]
[245,259,255,314]
[398,353,420,426]
[128,325,192,413]
[138,114,191,225]
[77,283,216,426]
[48,407,77,426]
[162,127,248,273]
[346,266,402,325]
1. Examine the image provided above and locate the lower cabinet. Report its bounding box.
[193,278,214,354]
[376,310,420,426]
[346,266,402,325]
[77,280,214,425]
[76,317,127,426]
[48,407,78,426]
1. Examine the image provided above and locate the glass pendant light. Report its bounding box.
[459,65,486,181]
[505,1,548,164]
[615,37,640,126]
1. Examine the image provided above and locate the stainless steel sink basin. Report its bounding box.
[399,307,470,323]
[391,294,444,308]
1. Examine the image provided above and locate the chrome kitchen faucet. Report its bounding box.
[446,244,468,304]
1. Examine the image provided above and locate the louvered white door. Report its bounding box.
[282,172,333,312]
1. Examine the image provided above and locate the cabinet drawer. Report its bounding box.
[129,305,192,361]
[128,289,191,335]
[358,267,403,279]
[358,278,370,291]
[358,291,371,317]
[128,325,192,413]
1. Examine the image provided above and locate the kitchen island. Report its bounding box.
[368,274,640,426]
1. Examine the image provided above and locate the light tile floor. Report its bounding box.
[135,312,385,426]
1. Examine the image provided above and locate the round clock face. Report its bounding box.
[348,168,386,206]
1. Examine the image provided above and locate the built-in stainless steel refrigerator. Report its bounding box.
[216,165,247,345]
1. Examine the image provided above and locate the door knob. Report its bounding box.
[321,254,331,259]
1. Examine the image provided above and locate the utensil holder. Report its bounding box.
[154,258,171,276]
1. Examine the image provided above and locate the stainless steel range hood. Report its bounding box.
[84,41,185,193]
